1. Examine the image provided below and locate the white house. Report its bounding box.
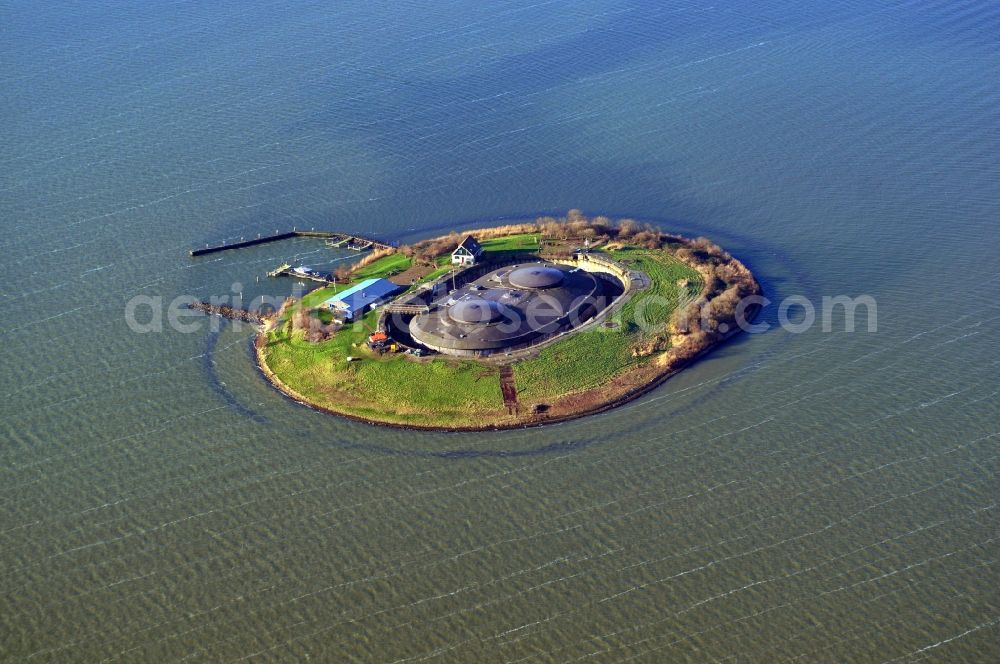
[451,235,484,266]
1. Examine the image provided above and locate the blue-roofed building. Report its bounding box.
[323,278,401,321]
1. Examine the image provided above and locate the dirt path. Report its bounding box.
[499,366,518,413]
[389,263,435,285]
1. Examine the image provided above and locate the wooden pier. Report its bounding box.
[190,230,393,256]
[266,264,334,284]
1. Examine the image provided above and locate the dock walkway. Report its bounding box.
[267,264,334,284]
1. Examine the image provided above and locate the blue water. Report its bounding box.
[1,1,998,660]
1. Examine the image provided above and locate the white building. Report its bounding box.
[450,235,483,266]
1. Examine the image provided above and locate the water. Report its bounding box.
[2,1,998,660]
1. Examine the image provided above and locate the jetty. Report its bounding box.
[267,263,292,278]
[346,240,373,251]
[267,264,334,283]
[187,302,266,324]
[190,230,393,257]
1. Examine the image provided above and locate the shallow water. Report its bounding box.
[1,1,998,661]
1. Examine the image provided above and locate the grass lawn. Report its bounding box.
[514,327,639,396]
[352,252,412,280]
[420,264,453,283]
[514,248,702,398]
[299,283,348,309]
[262,308,508,426]
[606,246,703,329]
[480,233,540,253]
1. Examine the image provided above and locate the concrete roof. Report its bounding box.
[324,278,400,311]
[408,262,613,353]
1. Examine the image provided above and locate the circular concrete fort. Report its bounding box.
[252,222,761,431]
[407,261,624,356]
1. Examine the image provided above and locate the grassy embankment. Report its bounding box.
[514,247,702,397]
[259,231,703,428]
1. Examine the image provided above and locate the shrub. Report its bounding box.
[632,230,662,249]
[462,223,538,239]
[538,217,564,239]
[617,219,639,239]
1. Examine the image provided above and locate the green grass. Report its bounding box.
[263,307,506,426]
[419,265,453,283]
[514,327,639,395]
[299,283,348,309]
[480,233,540,253]
[352,252,412,280]
[262,241,703,427]
[514,247,702,398]
[607,247,703,328]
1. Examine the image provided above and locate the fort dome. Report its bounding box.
[407,261,623,357]
[508,266,564,289]
[448,298,505,324]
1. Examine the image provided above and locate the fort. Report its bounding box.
[192,212,761,430]
[404,262,623,356]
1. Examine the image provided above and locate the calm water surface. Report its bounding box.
[1,1,998,661]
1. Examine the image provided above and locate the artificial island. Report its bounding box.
[194,212,761,430]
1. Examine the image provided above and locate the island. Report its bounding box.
[251,212,761,430]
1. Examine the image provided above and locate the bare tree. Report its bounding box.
[617,219,639,239]
[538,217,563,239]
